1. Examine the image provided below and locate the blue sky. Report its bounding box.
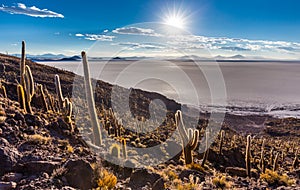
[0,0,300,59]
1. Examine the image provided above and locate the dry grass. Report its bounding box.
[96,169,117,190]
[260,169,295,186]
[212,175,231,189]
[26,134,52,144]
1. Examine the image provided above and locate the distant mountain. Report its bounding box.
[177,55,210,60]
[215,54,246,60]
[12,53,67,60]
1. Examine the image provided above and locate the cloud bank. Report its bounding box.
[0,3,64,18]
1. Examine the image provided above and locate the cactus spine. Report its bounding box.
[219,130,225,155]
[201,130,210,167]
[81,51,102,146]
[175,110,199,165]
[245,135,251,177]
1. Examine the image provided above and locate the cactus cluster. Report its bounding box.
[175,110,199,165]
[18,41,35,114]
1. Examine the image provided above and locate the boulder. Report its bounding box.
[64,159,94,189]
[129,168,161,189]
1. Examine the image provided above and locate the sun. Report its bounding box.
[164,15,185,29]
[162,5,189,29]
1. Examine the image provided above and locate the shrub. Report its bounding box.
[212,175,231,189]
[96,169,117,189]
[260,169,295,187]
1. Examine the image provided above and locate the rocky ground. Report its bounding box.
[0,53,299,189]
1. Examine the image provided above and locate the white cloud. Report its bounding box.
[112,27,161,36]
[0,3,64,18]
[116,42,165,50]
[75,33,84,37]
[84,34,115,41]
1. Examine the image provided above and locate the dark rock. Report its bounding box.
[0,182,17,190]
[24,114,43,127]
[179,169,205,181]
[14,112,25,123]
[0,145,21,175]
[2,172,23,182]
[225,167,247,177]
[129,168,161,189]
[152,177,165,190]
[64,159,94,189]
[19,161,60,174]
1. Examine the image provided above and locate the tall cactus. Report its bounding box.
[175,110,199,165]
[245,135,251,177]
[55,74,64,109]
[20,41,26,88]
[19,41,34,113]
[81,51,102,146]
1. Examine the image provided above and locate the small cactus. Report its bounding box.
[17,84,26,112]
[121,139,127,159]
[37,84,48,112]
[245,135,251,177]
[219,130,225,155]
[231,134,236,148]
[0,81,7,98]
[82,51,102,146]
[270,148,274,166]
[292,149,299,170]
[260,139,266,173]
[175,110,199,165]
[273,152,279,171]
[201,130,210,167]
[110,143,120,158]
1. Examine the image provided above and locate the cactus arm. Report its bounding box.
[190,129,199,150]
[17,84,26,112]
[82,51,102,146]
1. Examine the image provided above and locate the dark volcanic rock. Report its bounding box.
[64,159,94,189]
[0,140,21,175]
[129,168,161,189]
